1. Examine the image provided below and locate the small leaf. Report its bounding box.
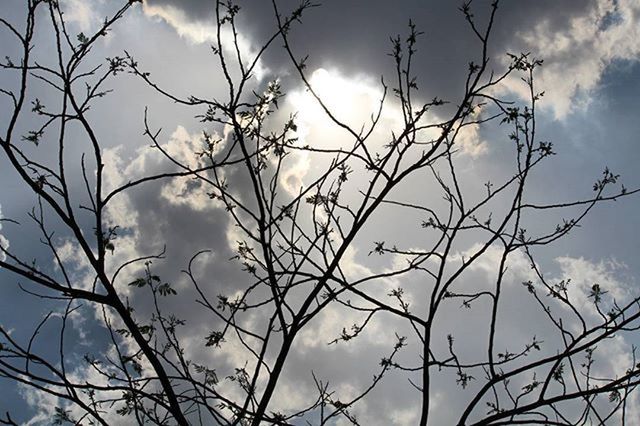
[128,278,146,288]
[158,283,177,296]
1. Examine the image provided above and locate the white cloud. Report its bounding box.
[19,344,142,426]
[389,406,420,426]
[455,243,534,284]
[20,384,60,426]
[505,0,640,118]
[60,0,102,32]
[454,121,488,157]
[142,3,267,80]
[142,3,214,44]
[104,125,221,216]
[554,256,635,326]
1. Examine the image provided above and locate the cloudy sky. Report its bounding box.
[1,0,640,424]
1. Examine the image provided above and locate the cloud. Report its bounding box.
[19,384,60,426]
[59,0,102,32]
[15,128,639,425]
[13,125,252,424]
[100,124,237,294]
[142,2,216,44]
[5,1,640,423]
[140,0,640,121]
[14,108,628,423]
[144,0,215,23]
[282,244,637,424]
[58,120,423,423]
[554,256,635,328]
[503,0,640,118]
[142,2,267,80]
[19,343,138,426]
[106,126,222,213]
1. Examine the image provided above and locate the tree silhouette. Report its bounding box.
[1,1,639,425]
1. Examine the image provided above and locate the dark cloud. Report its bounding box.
[146,0,597,103]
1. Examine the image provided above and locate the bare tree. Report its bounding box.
[1,0,639,425]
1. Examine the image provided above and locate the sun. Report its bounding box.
[287,68,386,134]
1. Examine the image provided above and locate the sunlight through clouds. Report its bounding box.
[294,68,386,129]
[278,68,390,195]
[280,67,487,197]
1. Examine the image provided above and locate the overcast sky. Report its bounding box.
[1,0,640,424]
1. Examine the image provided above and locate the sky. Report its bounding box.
[1,0,640,424]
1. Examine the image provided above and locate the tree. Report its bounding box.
[1,0,639,424]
